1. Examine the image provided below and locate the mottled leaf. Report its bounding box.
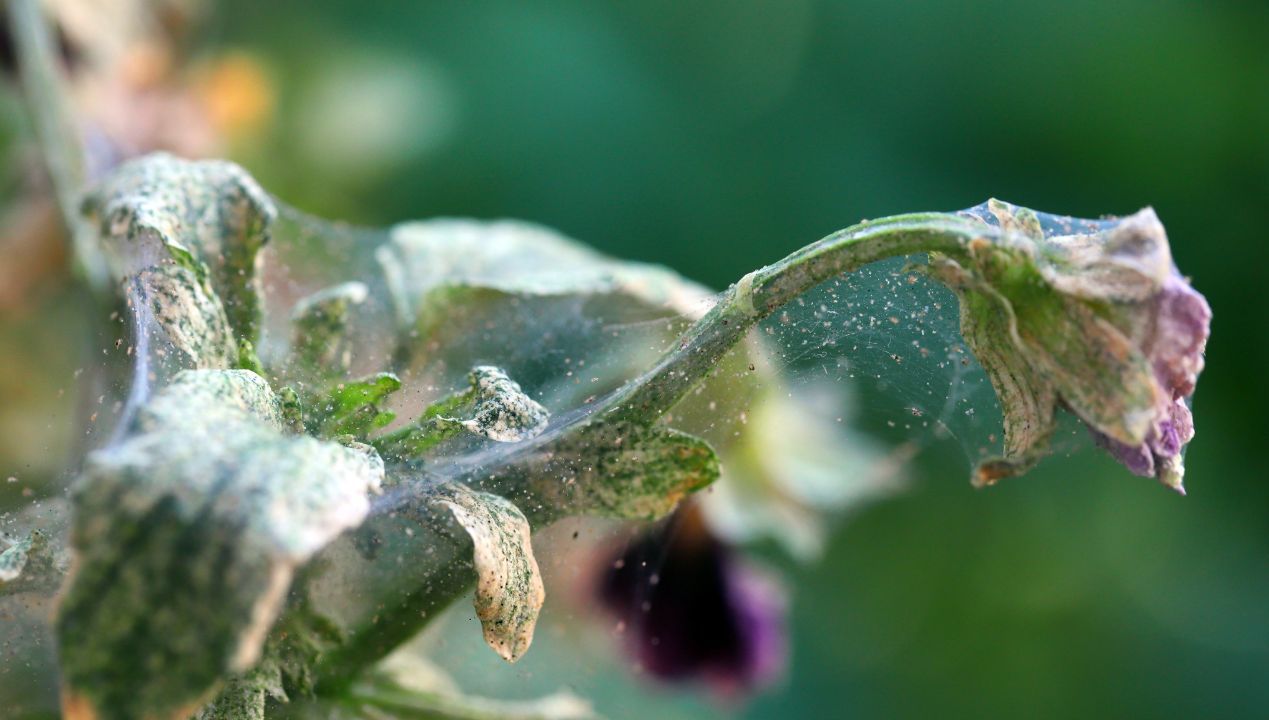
[57,369,384,720]
[500,421,720,522]
[431,483,544,663]
[375,366,548,461]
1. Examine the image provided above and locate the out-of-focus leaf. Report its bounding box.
[696,380,899,561]
[57,369,384,720]
[377,219,708,333]
[430,483,544,663]
[289,282,369,378]
[193,664,286,720]
[0,532,36,583]
[308,653,600,719]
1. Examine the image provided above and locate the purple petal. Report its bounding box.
[597,505,787,697]
[1150,274,1211,398]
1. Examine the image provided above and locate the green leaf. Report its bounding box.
[498,421,720,522]
[310,372,402,438]
[430,483,545,663]
[57,369,384,720]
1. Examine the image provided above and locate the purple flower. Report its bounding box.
[596,503,786,698]
[1093,273,1210,491]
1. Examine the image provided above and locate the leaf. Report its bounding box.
[82,152,276,346]
[131,263,239,369]
[192,664,285,720]
[311,372,402,438]
[928,256,1057,485]
[430,483,544,663]
[374,366,549,461]
[290,282,370,378]
[377,219,708,332]
[499,421,720,522]
[0,533,35,583]
[455,366,551,442]
[342,662,602,720]
[374,220,711,399]
[57,369,384,720]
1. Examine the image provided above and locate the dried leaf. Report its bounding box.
[431,483,544,663]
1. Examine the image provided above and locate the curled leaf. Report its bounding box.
[57,369,384,720]
[83,152,276,345]
[430,483,544,663]
[452,366,550,442]
[0,533,35,583]
[374,366,549,461]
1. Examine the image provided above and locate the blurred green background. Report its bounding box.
[2,0,1266,718]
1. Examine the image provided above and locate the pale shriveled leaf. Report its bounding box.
[453,366,550,442]
[430,483,544,663]
[938,200,1208,490]
[0,533,35,583]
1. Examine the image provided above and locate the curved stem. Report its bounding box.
[603,212,989,424]
[299,213,998,695]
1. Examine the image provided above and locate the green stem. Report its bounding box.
[6,0,110,294]
[602,212,988,424]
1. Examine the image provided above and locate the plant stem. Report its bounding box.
[302,212,998,695]
[602,212,987,424]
